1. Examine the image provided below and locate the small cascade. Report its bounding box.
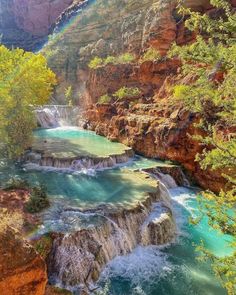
[144,166,191,188]
[35,107,59,128]
[35,105,79,128]
[47,186,175,292]
[24,151,133,173]
[179,169,191,187]
[152,171,178,189]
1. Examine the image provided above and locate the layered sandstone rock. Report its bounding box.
[43,0,221,103]
[85,99,226,192]
[0,228,47,295]
[85,58,180,103]
[44,0,182,103]
[83,0,236,192]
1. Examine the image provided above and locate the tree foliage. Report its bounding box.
[169,1,236,294]
[0,45,57,158]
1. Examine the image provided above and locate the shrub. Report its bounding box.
[118,53,136,64]
[98,94,112,104]
[89,53,136,69]
[88,56,103,69]
[4,177,29,190]
[114,87,141,100]
[140,47,161,63]
[25,185,49,213]
[104,56,117,65]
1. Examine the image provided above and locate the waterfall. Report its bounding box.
[24,150,134,173]
[143,166,191,188]
[153,172,178,189]
[47,186,176,293]
[35,105,79,128]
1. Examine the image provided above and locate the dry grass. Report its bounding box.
[0,208,23,234]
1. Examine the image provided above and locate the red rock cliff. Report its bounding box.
[0,0,76,50]
[0,228,47,295]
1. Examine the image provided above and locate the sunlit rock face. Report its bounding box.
[47,182,175,292]
[0,0,75,50]
[44,0,180,104]
[42,0,218,104]
[0,229,47,295]
[85,101,227,193]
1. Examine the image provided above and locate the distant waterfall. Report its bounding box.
[35,105,80,128]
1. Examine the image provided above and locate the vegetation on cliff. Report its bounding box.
[98,87,141,105]
[170,1,236,293]
[140,47,161,63]
[0,45,57,159]
[89,53,136,69]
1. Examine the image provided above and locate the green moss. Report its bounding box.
[104,55,117,65]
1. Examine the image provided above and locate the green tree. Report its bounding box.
[0,45,57,159]
[169,1,236,293]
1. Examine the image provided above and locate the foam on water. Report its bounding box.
[99,245,171,288]
[97,186,230,295]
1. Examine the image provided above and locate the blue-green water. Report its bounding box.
[0,128,231,295]
[33,127,132,159]
[99,187,231,295]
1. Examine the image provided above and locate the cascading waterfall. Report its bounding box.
[35,105,80,128]
[24,150,133,173]
[153,172,178,189]
[46,182,176,293]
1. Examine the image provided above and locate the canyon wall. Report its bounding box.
[0,0,76,50]
[43,0,216,104]
[82,0,236,191]
[44,0,180,104]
